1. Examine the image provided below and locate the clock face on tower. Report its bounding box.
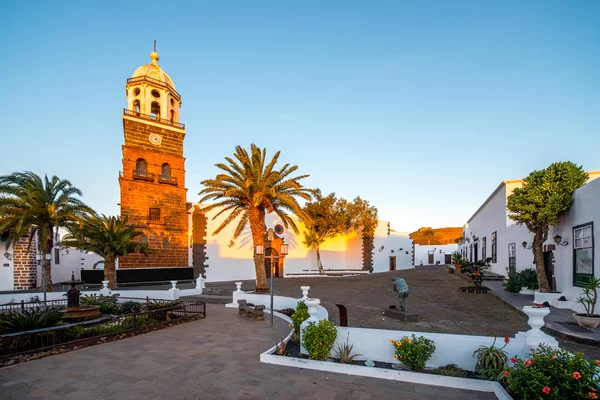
[148,133,162,146]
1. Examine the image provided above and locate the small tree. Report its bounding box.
[507,162,588,292]
[423,229,435,245]
[303,191,352,274]
[62,215,151,289]
[349,197,378,272]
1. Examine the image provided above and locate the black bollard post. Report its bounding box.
[336,304,348,327]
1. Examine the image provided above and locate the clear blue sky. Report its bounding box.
[1,1,598,233]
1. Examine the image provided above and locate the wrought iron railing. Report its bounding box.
[126,76,181,100]
[0,299,67,314]
[158,175,178,186]
[123,108,185,130]
[0,299,205,359]
[133,170,155,182]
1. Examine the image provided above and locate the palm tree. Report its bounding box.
[199,144,313,291]
[0,172,93,292]
[62,215,150,289]
[423,228,435,245]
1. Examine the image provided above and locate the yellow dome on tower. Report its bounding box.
[131,51,176,90]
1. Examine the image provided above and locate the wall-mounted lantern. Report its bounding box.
[3,252,12,260]
[281,243,289,256]
[553,235,568,246]
[255,245,264,255]
[522,241,533,250]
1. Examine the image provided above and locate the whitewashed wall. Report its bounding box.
[457,182,535,276]
[549,178,600,301]
[0,250,13,291]
[414,244,457,266]
[200,205,413,282]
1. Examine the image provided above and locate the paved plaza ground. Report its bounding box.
[0,304,495,400]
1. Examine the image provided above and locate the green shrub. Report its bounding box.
[432,364,468,378]
[80,294,119,314]
[290,301,309,342]
[119,301,141,315]
[503,269,539,293]
[505,345,600,399]
[391,334,436,371]
[143,299,182,311]
[302,319,338,360]
[473,334,509,380]
[0,307,63,333]
[503,273,524,293]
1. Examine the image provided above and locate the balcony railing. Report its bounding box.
[158,175,178,186]
[126,76,181,100]
[133,170,155,182]
[123,108,185,130]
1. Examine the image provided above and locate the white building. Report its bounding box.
[414,244,457,266]
[457,172,600,303]
[193,207,414,283]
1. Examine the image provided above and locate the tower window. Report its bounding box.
[134,87,141,96]
[170,98,175,106]
[136,158,148,173]
[151,89,161,98]
[149,208,161,221]
[161,163,171,180]
[151,102,160,120]
[133,100,140,114]
[163,237,169,248]
[170,110,176,122]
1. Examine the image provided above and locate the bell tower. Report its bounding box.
[119,46,189,269]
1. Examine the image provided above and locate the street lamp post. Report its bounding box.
[256,243,289,329]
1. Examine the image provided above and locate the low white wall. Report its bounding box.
[333,327,528,371]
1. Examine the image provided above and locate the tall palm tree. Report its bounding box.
[62,215,150,289]
[199,144,313,291]
[0,172,93,292]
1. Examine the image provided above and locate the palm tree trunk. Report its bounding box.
[534,230,551,292]
[43,235,54,292]
[249,207,268,292]
[316,245,324,274]
[104,259,116,289]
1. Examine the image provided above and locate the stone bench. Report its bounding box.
[237,299,265,321]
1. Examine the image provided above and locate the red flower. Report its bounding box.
[503,370,508,377]
[552,356,557,360]
[573,372,582,379]
[597,360,600,366]
[525,360,534,366]
[510,357,517,364]
[589,393,598,399]
[504,334,510,344]
[542,387,550,395]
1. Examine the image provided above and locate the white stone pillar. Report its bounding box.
[300,298,321,354]
[99,281,111,296]
[522,306,559,349]
[195,275,205,294]
[300,286,310,300]
[226,282,245,308]
[168,281,180,300]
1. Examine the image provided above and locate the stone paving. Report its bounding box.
[0,304,495,400]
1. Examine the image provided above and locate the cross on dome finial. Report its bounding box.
[150,40,159,64]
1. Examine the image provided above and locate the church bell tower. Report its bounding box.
[119,46,189,269]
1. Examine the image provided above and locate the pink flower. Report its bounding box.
[510,357,517,364]
[525,360,534,366]
[573,372,582,379]
[552,356,557,360]
[597,360,600,366]
[503,371,508,377]
[542,387,550,395]
[589,393,598,399]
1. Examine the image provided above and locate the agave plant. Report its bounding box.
[473,333,509,380]
[0,307,63,334]
[275,338,287,356]
[333,333,361,363]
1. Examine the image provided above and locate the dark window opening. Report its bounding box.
[133,100,140,114]
[54,248,60,265]
[482,237,487,260]
[151,102,160,120]
[161,163,171,181]
[149,208,161,221]
[508,243,516,275]
[491,231,497,263]
[163,237,169,248]
[574,222,594,286]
